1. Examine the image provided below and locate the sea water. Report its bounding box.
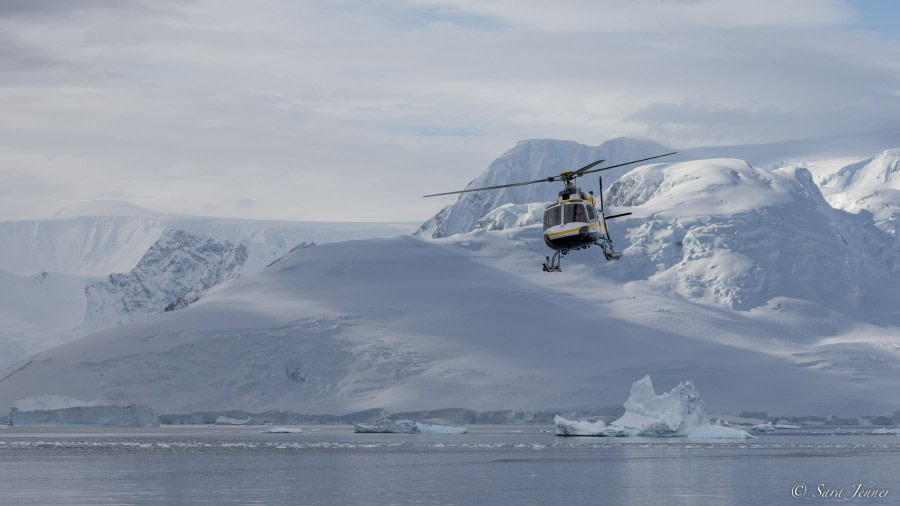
[0,425,897,505]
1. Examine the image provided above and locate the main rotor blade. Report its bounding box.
[579,152,677,176]
[572,159,606,176]
[422,177,555,198]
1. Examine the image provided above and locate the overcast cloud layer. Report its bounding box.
[1,0,899,221]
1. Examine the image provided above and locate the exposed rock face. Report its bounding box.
[85,229,249,328]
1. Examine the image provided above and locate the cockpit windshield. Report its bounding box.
[564,203,588,224]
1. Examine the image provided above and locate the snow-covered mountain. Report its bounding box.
[2,139,899,418]
[605,159,900,312]
[420,132,900,238]
[0,201,418,277]
[0,202,418,367]
[817,149,900,238]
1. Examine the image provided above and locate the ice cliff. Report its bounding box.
[10,396,159,427]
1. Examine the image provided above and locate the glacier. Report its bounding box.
[10,403,159,427]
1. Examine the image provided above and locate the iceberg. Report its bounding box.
[611,375,708,436]
[414,423,467,434]
[10,403,159,427]
[687,425,756,439]
[353,420,417,434]
[554,375,709,437]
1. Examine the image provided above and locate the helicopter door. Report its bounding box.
[586,203,598,222]
[543,206,561,230]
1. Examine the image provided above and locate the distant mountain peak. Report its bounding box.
[51,200,158,219]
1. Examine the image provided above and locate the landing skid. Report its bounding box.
[597,237,623,261]
[542,250,565,272]
[541,238,623,272]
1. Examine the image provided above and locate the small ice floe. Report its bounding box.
[869,427,900,435]
[774,424,801,429]
[750,423,776,432]
[215,416,255,425]
[687,425,756,439]
[554,415,626,437]
[259,426,303,434]
[353,420,467,434]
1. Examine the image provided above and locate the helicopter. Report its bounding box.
[423,152,677,272]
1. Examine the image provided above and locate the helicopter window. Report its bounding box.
[564,204,587,223]
[543,206,561,229]
[586,204,597,221]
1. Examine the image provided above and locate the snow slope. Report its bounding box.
[817,149,900,240]
[605,159,899,313]
[2,156,899,416]
[0,202,418,367]
[0,201,419,277]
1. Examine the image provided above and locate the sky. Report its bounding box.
[1,0,900,222]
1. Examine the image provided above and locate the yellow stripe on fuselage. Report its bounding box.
[546,223,599,237]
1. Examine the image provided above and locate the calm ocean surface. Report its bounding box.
[1,425,898,505]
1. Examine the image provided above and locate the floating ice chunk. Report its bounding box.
[260,426,303,433]
[870,427,900,435]
[353,420,417,434]
[687,425,756,439]
[414,423,467,434]
[215,416,255,425]
[10,403,159,427]
[353,420,467,434]
[611,375,708,437]
[774,424,801,429]
[554,415,627,437]
[750,423,776,432]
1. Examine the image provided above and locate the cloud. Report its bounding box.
[0,0,898,221]
[233,198,255,211]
